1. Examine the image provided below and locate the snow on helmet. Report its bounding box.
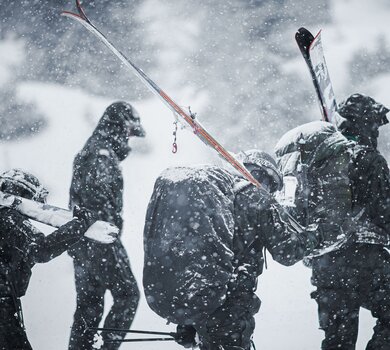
[0,169,48,203]
[97,101,146,138]
[238,150,283,192]
[337,93,389,127]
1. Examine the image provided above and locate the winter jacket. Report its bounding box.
[143,165,317,326]
[68,136,124,259]
[0,207,87,297]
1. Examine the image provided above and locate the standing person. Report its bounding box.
[143,150,322,350]
[68,101,145,350]
[317,94,390,350]
[276,94,390,350]
[0,169,97,350]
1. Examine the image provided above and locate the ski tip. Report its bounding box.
[295,27,316,56]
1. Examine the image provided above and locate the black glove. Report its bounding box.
[174,325,197,348]
[73,205,97,228]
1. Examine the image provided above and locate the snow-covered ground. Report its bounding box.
[1,0,390,349]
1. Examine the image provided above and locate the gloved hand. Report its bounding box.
[174,325,197,348]
[297,223,322,255]
[73,205,96,228]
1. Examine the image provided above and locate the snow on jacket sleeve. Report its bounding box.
[264,202,314,266]
[30,219,88,263]
[235,186,316,267]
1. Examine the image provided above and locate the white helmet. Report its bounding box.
[237,150,283,192]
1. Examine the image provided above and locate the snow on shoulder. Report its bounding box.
[275,121,336,155]
[159,164,234,184]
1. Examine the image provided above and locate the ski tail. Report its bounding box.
[295,27,314,61]
[295,27,337,123]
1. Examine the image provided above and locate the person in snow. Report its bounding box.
[317,94,390,349]
[0,169,97,350]
[276,93,390,350]
[68,101,145,350]
[143,150,322,350]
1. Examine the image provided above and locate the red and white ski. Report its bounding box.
[61,0,260,188]
[295,27,337,123]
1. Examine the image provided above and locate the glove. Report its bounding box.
[174,325,197,348]
[73,205,97,228]
[300,223,323,256]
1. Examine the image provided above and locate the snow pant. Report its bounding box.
[0,297,32,350]
[195,291,261,350]
[68,240,140,350]
[311,244,390,350]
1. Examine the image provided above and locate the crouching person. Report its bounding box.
[143,150,322,350]
[0,169,98,350]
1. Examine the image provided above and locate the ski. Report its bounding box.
[0,191,118,244]
[295,27,337,123]
[61,0,260,188]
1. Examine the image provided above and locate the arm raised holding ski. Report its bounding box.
[0,169,116,349]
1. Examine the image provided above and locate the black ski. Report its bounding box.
[295,27,337,123]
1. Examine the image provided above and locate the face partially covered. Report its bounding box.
[337,93,389,148]
[126,109,146,138]
[245,163,280,192]
[96,102,146,160]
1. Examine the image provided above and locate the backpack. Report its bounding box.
[275,121,354,252]
[143,165,238,325]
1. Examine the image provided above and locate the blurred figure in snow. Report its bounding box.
[0,169,96,350]
[143,150,322,350]
[68,101,145,350]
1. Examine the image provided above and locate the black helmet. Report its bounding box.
[97,101,146,138]
[0,169,48,203]
[337,93,389,127]
[238,150,283,192]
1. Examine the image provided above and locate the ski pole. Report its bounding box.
[88,326,176,337]
[104,337,175,343]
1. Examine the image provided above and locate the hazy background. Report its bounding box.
[1,0,390,349]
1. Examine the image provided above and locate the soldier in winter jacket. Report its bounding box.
[276,94,390,350]
[313,94,390,350]
[68,102,145,350]
[143,150,322,350]
[0,169,96,350]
